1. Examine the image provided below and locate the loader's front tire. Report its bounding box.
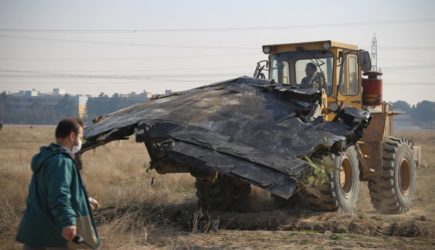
[302,146,360,213]
[368,137,416,213]
[195,173,251,211]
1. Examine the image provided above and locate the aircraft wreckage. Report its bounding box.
[82,76,371,211]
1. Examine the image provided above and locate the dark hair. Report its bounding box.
[55,118,84,139]
[306,62,317,71]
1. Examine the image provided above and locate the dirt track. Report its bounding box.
[95,184,435,249]
[92,130,435,249]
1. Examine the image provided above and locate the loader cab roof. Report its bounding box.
[262,40,358,54]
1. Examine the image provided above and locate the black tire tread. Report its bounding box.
[301,147,359,212]
[368,136,415,214]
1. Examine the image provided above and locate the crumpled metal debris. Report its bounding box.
[83,77,370,198]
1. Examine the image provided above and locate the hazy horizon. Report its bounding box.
[1,0,434,105]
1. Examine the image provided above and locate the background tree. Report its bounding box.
[0,92,9,121]
[411,100,435,124]
[85,92,146,123]
[392,100,411,113]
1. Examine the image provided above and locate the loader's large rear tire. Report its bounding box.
[368,137,416,214]
[195,173,251,211]
[302,146,360,213]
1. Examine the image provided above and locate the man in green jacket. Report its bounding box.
[16,118,100,249]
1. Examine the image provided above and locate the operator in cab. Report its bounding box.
[301,62,326,91]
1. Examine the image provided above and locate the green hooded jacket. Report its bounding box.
[16,143,99,248]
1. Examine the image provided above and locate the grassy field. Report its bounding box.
[1,126,434,249]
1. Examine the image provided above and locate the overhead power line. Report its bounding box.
[386,81,435,86]
[0,74,248,79]
[0,79,223,85]
[0,68,248,80]
[2,63,435,77]
[0,34,257,50]
[1,63,435,82]
[0,18,434,33]
[379,58,435,64]
[380,46,435,50]
[0,53,257,61]
[382,64,435,72]
[1,34,434,52]
[2,79,433,86]
[0,65,253,73]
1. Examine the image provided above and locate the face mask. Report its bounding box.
[72,138,82,154]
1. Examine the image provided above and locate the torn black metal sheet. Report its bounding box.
[83,76,370,198]
[162,140,300,198]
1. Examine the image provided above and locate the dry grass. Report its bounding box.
[0,126,197,249]
[0,126,52,245]
[396,130,435,167]
[1,126,435,249]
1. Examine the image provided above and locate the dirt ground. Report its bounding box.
[0,126,434,249]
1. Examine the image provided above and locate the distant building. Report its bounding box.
[77,96,88,118]
[4,88,156,123]
[53,88,66,96]
[14,89,39,97]
[119,91,150,102]
[8,88,88,118]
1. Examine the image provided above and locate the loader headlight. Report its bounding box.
[263,46,272,54]
[323,42,331,50]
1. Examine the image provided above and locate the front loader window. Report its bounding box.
[270,50,334,96]
[339,54,359,96]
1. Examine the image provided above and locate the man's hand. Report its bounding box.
[62,225,77,241]
[89,197,100,211]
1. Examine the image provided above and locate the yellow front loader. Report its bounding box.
[256,40,420,213]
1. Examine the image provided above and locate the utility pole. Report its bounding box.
[371,33,378,71]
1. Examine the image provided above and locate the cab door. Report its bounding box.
[337,53,363,109]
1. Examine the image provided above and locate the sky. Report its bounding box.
[0,0,434,104]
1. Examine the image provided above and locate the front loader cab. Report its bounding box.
[259,41,371,116]
[269,48,334,95]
